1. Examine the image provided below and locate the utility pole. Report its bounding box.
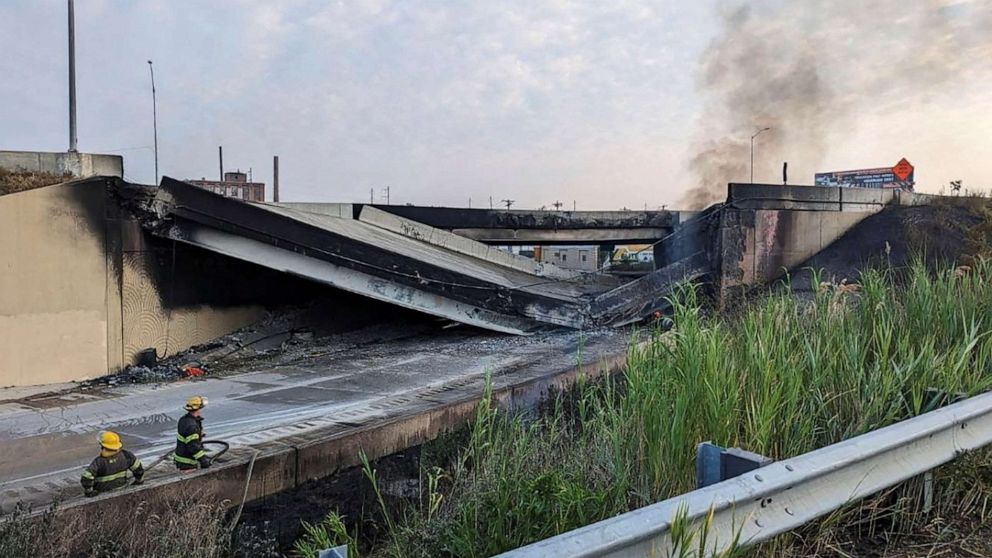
[273,155,279,202]
[218,146,223,180]
[573,200,576,211]
[468,197,472,208]
[383,186,390,205]
[370,188,374,203]
[68,0,77,152]
[552,200,563,211]
[489,196,493,209]
[750,127,771,184]
[500,199,514,210]
[147,60,158,183]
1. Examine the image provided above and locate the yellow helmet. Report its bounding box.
[184,395,208,412]
[98,430,123,451]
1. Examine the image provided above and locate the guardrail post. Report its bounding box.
[318,545,348,558]
[696,442,773,489]
[696,442,723,488]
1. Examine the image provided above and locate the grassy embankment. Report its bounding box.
[297,258,992,558]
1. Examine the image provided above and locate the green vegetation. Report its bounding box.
[0,167,72,195]
[308,259,992,557]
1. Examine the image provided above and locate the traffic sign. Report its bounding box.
[892,158,914,181]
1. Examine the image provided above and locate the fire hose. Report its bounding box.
[134,439,257,529]
[143,439,230,471]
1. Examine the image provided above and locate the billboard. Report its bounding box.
[815,158,914,190]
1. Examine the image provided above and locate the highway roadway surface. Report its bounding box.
[0,328,627,513]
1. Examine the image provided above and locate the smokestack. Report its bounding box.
[218,146,224,180]
[273,155,280,203]
[67,0,77,153]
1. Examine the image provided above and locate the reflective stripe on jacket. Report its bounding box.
[175,413,206,469]
[80,449,144,493]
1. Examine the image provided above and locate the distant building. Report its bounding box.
[535,245,601,272]
[611,244,654,264]
[187,171,265,202]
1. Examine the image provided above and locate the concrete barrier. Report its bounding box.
[0,150,123,179]
[728,183,898,211]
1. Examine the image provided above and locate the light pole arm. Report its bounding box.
[749,127,771,184]
[148,61,159,184]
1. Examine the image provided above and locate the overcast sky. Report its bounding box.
[1,1,990,208]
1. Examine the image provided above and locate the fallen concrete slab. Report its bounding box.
[143,179,629,333]
[590,251,712,327]
[356,205,584,280]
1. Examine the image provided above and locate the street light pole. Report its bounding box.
[68,0,77,152]
[147,60,159,184]
[750,127,771,184]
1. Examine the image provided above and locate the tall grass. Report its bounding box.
[0,483,278,558]
[305,259,992,557]
[616,259,992,503]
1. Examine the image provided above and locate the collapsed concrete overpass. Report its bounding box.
[140,178,707,335]
[0,165,930,387]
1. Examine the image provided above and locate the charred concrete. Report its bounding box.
[138,178,707,334]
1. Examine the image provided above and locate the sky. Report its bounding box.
[1,1,990,209]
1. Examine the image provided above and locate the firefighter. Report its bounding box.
[80,431,144,497]
[175,395,212,470]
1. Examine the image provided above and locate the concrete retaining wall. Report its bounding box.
[714,184,933,305]
[0,178,267,386]
[718,209,870,303]
[0,181,114,384]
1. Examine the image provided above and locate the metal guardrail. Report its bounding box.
[496,390,992,558]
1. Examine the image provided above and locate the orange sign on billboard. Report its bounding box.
[892,158,914,182]
[816,157,915,190]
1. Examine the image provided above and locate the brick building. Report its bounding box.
[186,171,265,202]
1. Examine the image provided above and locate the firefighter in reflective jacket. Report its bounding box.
[175,395,212,470]
[80,431,144,496]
